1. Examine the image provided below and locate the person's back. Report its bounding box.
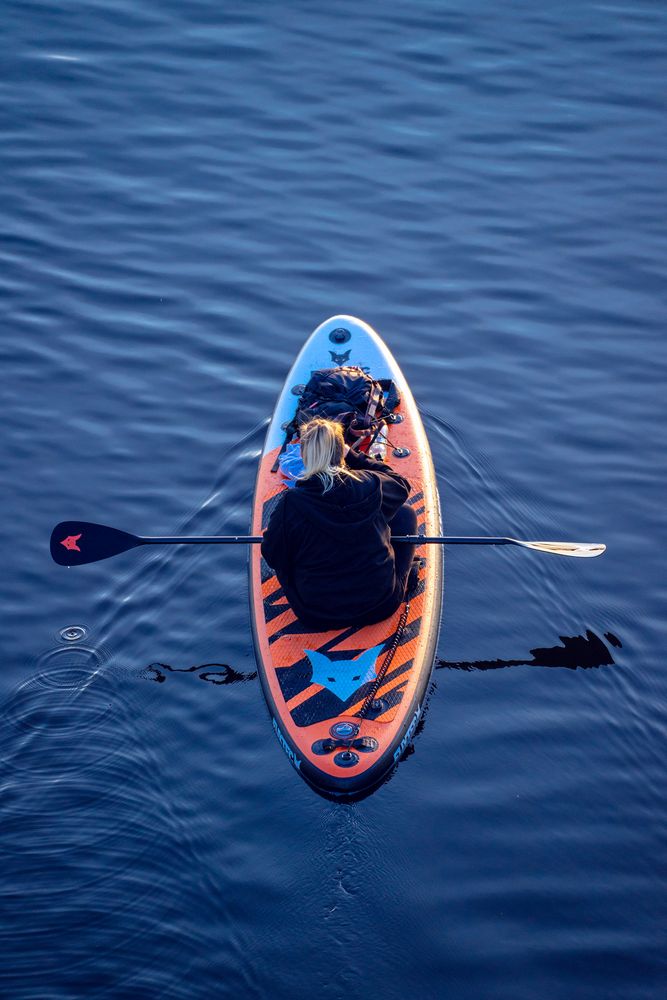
[261,418,418,630]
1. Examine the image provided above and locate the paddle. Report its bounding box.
[50,520,606,567]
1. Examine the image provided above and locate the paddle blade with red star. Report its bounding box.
[50,521,144,566]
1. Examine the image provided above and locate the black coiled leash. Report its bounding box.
[357,597,411,720]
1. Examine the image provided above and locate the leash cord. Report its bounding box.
[357,597,411,719]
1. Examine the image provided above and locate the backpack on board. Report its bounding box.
[272,366,401,472]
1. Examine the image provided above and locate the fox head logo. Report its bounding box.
[60,534,82,552]
[305,644,385,702]
[329,349,351,366]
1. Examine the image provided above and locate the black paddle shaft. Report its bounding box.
[139,535,497,544]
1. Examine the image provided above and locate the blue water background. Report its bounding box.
[2,1,666,997]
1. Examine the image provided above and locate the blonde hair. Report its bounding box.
[299,418,362,493]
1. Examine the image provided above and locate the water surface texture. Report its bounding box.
[2,1,666,998]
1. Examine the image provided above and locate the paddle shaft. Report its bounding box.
[140,535,521,545]
[139,535,604,556]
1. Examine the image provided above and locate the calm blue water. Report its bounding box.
[2,1,666,997]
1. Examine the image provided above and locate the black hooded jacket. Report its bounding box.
[261,449,411,629]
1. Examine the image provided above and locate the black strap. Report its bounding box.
[357,597,411,719]
[271,420,297,474]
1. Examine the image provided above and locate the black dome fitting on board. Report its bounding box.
[334,750,359,768]
[329,327,351,344]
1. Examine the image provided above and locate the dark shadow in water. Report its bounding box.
[437,630,621,672]
[144,662,258,685]
[144,631,620,686]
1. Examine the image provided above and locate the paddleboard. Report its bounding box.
[250,316,442,798]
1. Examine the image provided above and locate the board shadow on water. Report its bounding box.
[141,629,620,687]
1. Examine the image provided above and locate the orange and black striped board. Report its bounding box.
[250,316,443,798]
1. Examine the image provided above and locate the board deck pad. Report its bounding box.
[250,316,442,797]
[260,492,426,727]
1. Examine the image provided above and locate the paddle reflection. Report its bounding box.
[144,662,257,685]
[145,631,620,684]
[437,630,621,672]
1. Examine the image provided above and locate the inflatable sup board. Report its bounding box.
[250,316,442,798]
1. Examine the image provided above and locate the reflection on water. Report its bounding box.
[438,629,621,672]
[144,661,257,684]
[141,630,620,687]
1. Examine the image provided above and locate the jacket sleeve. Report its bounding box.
[345,448,410,521]
[260,493,290,575]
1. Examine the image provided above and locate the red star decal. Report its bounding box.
[60,533,82,552]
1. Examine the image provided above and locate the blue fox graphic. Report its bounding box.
[305,645,385,702]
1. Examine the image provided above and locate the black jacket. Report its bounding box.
[261,449,411,629]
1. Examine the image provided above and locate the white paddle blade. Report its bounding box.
[515,540,606,558]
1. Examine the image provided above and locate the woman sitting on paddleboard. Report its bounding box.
[261,417,418,630]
